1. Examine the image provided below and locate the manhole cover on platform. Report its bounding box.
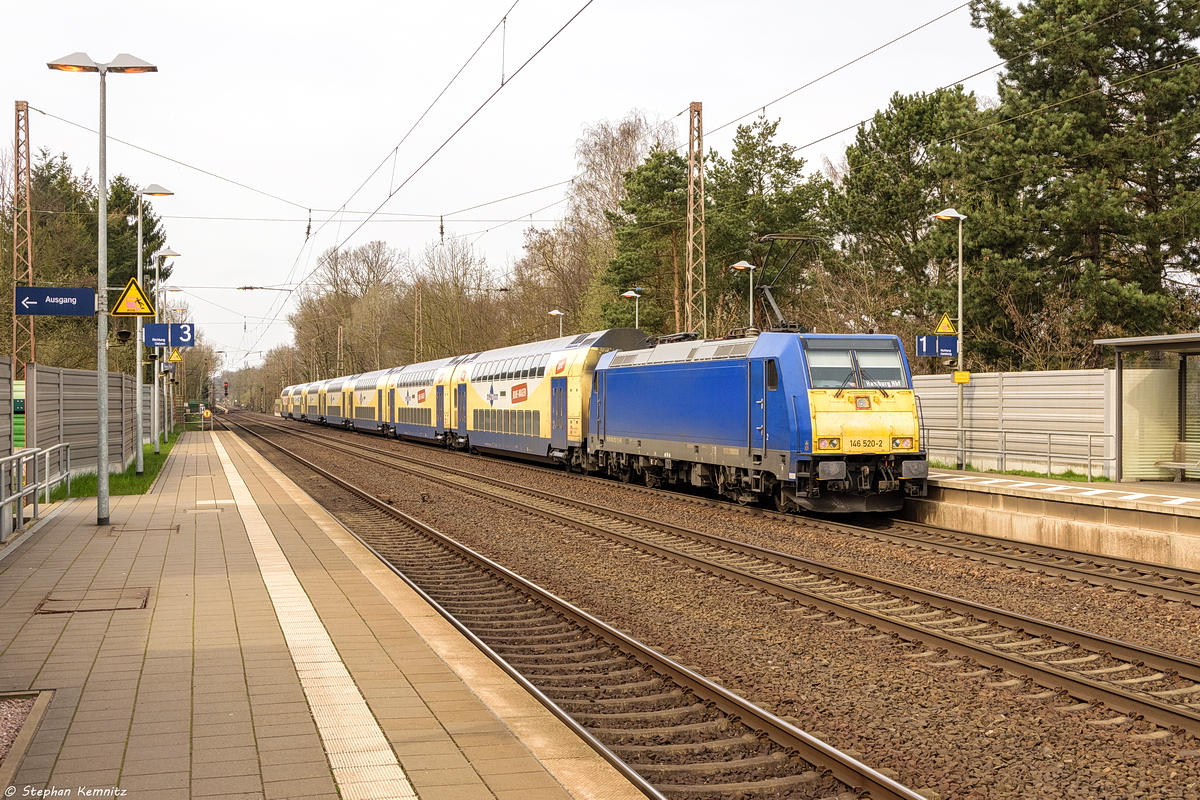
[108,526,180,536]
[36,588,150,614]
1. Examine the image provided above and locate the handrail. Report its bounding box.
[183,410,215,431]
[1,444,72,544]
[922,425,1116,481]
[37,443,71,506]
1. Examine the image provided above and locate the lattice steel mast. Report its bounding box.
[686,101,707,338]
[413,281,423,362]
[12,101,34,381]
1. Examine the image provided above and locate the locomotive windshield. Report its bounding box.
[804,338,909,390]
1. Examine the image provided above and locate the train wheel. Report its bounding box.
[619,467,633,483]
[774,486,797,513]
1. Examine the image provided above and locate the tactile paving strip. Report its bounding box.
[211,435,417,800]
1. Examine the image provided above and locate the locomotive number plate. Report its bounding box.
[848,438,884,450]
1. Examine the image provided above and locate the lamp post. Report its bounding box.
[151,249,180,454]
[48,51,157,526]
[549,309,565,337]
[933,208,967,469]
[621,290,642,329]
[134,185,171,475]
[730,260,757,328]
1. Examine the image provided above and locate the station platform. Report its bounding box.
[902,468,1200,570]
[0,431,645,800]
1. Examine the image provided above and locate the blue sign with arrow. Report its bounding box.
[143,323,196,348]
[15,287,96,316]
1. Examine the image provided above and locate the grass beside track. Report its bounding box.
[929,460,1110,482]
[50,433,181,502]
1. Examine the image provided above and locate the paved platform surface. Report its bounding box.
[0,431,645,800]
[929,467,1200,518]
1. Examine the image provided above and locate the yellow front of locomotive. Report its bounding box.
[809,390,921,458]
[801,336,927,509]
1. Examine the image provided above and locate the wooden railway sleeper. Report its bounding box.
[634,751,789,775]
[606,734,759,756]
[1108,672,1169,685]
[555,690,686,711]
[541,678,665,697]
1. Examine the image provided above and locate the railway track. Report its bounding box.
[256,411,1200,605]
[222,414,925,800]
[234,413,1200,741]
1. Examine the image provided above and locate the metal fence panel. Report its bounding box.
[0,358,11,460]
[913,369,1115,476]
[30,364,138,478]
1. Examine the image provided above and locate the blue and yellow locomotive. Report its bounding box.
[279,328,927,513]
[588,331,927,513]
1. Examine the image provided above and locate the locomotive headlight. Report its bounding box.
[817,438,840,450]
[854,396,871,410]
[891,437,913,449]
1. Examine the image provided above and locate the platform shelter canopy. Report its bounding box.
[1094,333,1200,481]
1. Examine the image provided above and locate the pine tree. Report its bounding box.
[970,0,1200,367]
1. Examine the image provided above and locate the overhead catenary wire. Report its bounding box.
[559,0,1181,242]
[449,1,982,248]
[245,0,596,361]
[325,0,597,254]
[37,1,1170,368]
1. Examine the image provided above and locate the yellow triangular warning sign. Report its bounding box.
[111,278,156,317]
[935,313,956,335]
[168,348,183,363]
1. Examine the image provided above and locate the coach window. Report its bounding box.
[767,360,779,391]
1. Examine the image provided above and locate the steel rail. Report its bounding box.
[244,414,1200,738]
[225,416,927,800]
[259,411,1200,604]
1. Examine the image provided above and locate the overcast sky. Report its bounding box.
[4,0,1002,370]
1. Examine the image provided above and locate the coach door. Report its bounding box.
[388,389,395,424]
[750,360,766,460]
[436,386,445,431]
[457,383,468,432]
[551,377,568,449]
[593,373,606,442]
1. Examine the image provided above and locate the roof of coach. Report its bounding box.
[350,368,392,390]
[454,328,647,367]
[379,354,465,379]
[601,331,903,369]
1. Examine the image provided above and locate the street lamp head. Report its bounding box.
[141,184,173,197]
[548,309,565,317]
[932,208,967,221]
[48,52,157,74]
[621,291,640,299]
[105,54,158,73]
[47,52,100,72]
[154,248,181,259]
[730,260,756,272]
